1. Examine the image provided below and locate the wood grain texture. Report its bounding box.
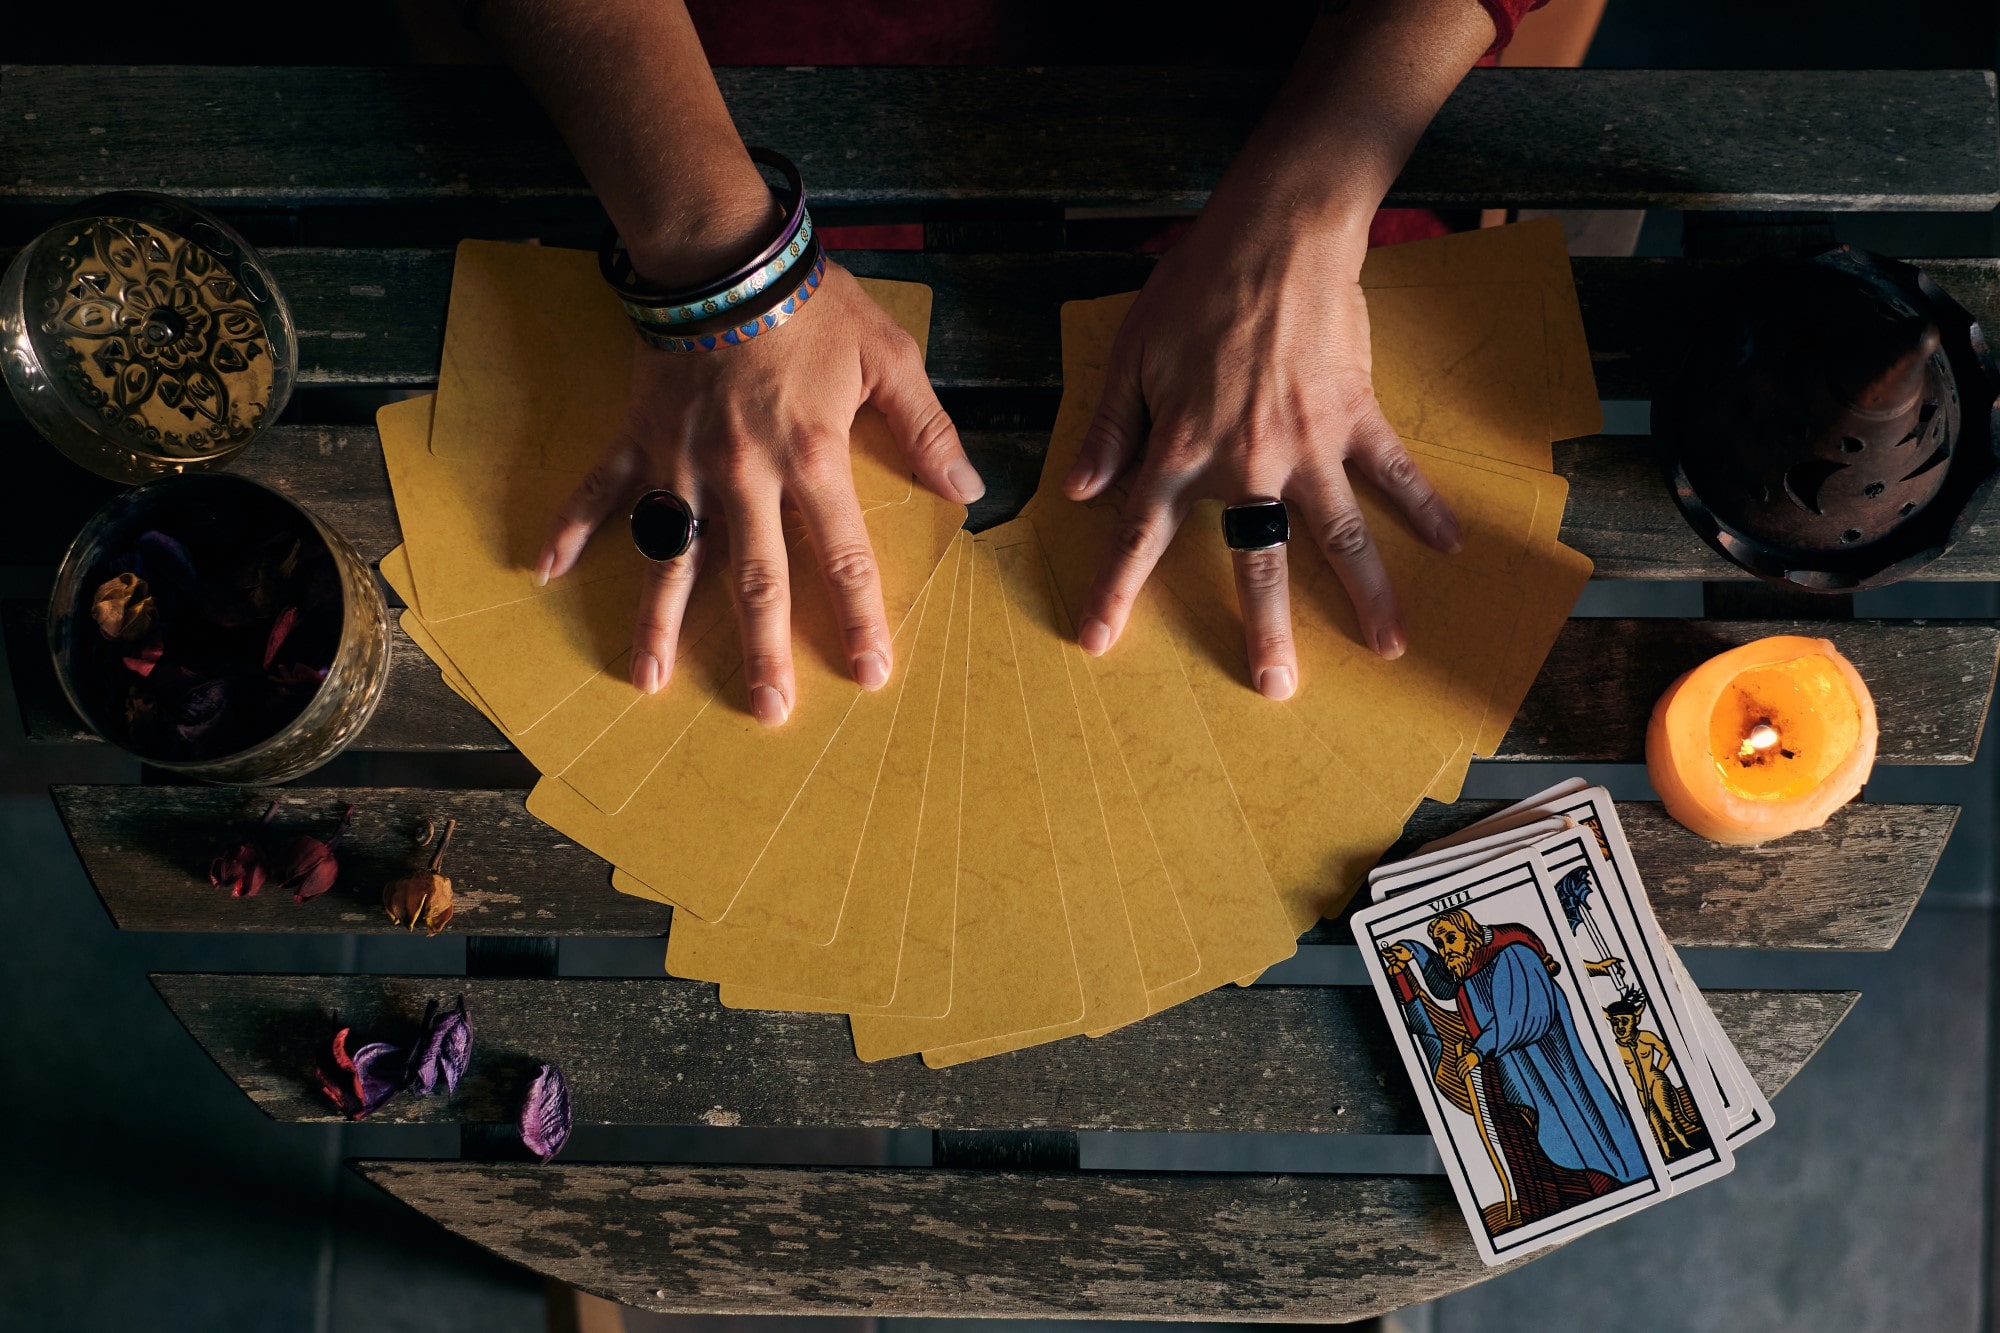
[347,964,1840,1329]
[68,785,1946,949]
[19,593,1994,760]
[35,248,1986,403]
[56,786,654,936]
[152,972,1850,1131]
[5,67,1993,211]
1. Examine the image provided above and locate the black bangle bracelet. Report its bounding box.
[598,147,807,308]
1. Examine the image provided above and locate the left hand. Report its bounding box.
[1062,206,1462,698]
[1457,1049,1481,1081]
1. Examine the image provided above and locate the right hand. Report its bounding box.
[536,262,984,726]
[1381,941,1416,970]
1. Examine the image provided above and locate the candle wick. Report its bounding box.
[1738,721,1782,763]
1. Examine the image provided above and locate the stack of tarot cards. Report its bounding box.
[1351,780,1775,1266]
[382,222,1600,1066]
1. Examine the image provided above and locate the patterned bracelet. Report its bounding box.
[636,231,827,354]
[599,147,810,328]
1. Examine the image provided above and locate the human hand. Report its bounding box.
[536,263,984,725]
[1061,213,1462,698]
[1457,1049,1481,1081]
[1381,941,1416,971]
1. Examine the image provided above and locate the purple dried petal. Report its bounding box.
[519,1063,572,1163]
[408,995,474,1096]
[170,675,230,742]
[135,530,196,591]
[349,1040,407,1116]
[263,606,299,669]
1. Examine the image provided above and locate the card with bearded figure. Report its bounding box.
[1354,849,1673,1265]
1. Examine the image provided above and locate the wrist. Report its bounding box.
[622,164,778,292]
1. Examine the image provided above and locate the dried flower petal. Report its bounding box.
[315,1026,405,1120]
[519,1063,572,1162]
[91,573,156,641]
[120,635,165,677]
[383,819,456,936]
[135,530,196,592]
[275,804,354,904]
[170,675,231,743]
[407,995,473,1096]
[264,606,299,669]
[210,801,278,898]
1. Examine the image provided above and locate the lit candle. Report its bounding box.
[1646,635,1878,845]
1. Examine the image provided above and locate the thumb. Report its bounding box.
[862,324,985,506]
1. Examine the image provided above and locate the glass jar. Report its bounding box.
[1,191,295,484]
[49,473,388,784]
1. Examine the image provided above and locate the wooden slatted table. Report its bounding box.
[4,65,1998,1322]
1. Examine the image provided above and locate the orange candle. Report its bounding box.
[1646,635,1877,845]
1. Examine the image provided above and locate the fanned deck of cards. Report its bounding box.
[379,221,1600,1065]
[1353,781,1774,1266]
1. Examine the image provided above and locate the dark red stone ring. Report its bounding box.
[630,489,704,562]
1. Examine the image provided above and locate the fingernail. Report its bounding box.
[1376,625,1407,660]
[855,651,890,691]
[1436,514,1465,554]
[1078,617,1112,656]
[1063,458,1097,497]
[632,651,664,695]
[1258,665,1296,701]
[751,684,790,727]
[533,551,554,588]
[945,458,986,504]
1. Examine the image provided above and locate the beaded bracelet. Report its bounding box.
[600,147,811,329]
[636,231,826,354]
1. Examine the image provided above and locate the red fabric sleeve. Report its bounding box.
[1476,0,1552,56]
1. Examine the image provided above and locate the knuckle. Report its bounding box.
[903,402,958,463]
[743,651,789,684]
[1110,517,1160,561]
[733,558,788,613]
[1377,446,1422,491]
[1318,509,1373,560]
[1249,629,1293,661]
[819,542,879,596]
[1235,548,1287,593]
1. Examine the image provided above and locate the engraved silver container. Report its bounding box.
[2,191,295,484]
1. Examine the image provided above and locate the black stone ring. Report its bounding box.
[631,489,705,562]
[1221,499,1289,552]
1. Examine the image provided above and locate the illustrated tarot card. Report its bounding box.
[1538,788,1776,1147]
[1352,851,1674,1266]
[1369,815,1573,902]
[1536,828,1736,1191]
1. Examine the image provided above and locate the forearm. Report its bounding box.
[1209,0,1496,263]
[475,0,771,287]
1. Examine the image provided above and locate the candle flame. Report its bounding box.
[1738,723,1782,761]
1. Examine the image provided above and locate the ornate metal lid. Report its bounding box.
[1,191,295,484]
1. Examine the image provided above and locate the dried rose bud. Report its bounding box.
[519,1063,572,1162]
[91,573,156,641]
[210,801,278,898]
[405,995,473,1096]
[275,804,355,904]
[315,1025,406,1120]
[383,819,456,936]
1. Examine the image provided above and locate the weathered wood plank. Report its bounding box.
[1303,799,1950,951]
[6,67,1993,212]
[69,786,1946,950]
[55,248,1992,402]
[153,973,1849,1131]
[355,1164,1508,1321]
[21,593,1995,762]
[13,415,2000,578]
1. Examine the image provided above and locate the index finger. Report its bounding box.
[538,442,643,585]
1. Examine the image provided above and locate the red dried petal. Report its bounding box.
[263,606,299,669]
